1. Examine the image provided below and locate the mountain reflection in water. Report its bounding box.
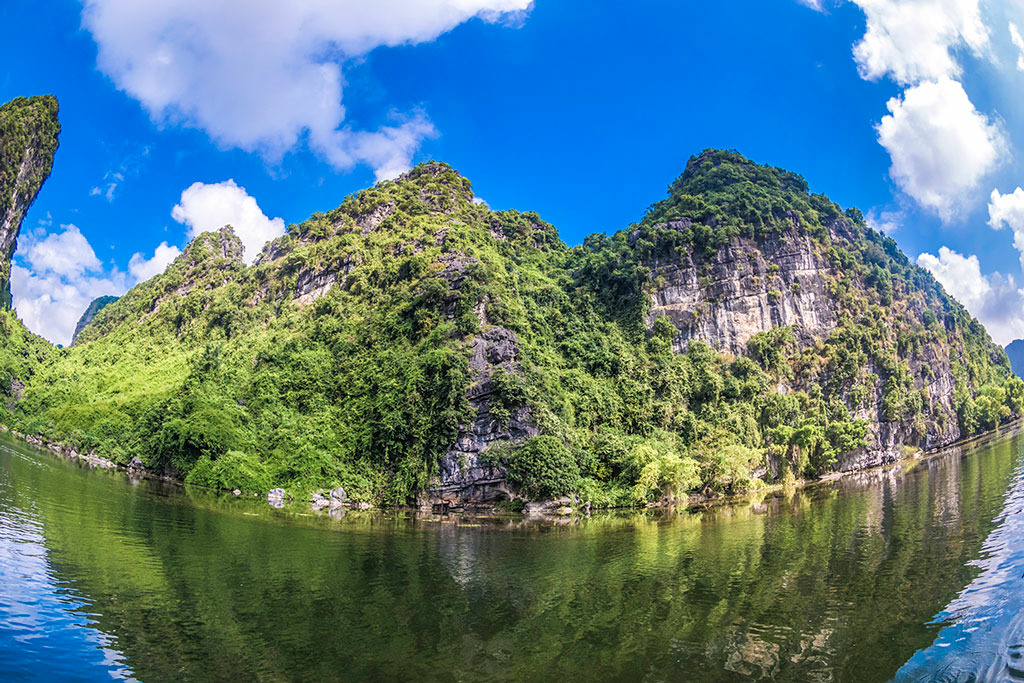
[0,429,1023,681]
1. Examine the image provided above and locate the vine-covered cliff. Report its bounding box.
[0,97,1018,506]
[0,96,60,307]
[0,96,58,410]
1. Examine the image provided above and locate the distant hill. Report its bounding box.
[72,296,119,344]
[1006,340,1024,380]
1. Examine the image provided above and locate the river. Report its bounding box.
[1,428,1023,681]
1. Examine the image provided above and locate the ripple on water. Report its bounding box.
[896,465,1024,682]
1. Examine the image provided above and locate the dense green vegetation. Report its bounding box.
[71,295,119,344]
[1,127,1019,506]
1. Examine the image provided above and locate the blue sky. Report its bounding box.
[2,0,1024,346]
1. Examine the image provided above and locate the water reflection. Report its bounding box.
[0,445,134,681]
[0,430,1021,681]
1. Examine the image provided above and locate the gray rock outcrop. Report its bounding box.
[645,218,967,471]
[425,326,539,507]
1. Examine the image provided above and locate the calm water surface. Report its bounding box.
[3,429,1024,682]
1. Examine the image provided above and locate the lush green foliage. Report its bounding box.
[504,436,580,498]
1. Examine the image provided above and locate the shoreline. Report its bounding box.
[3,418,1021,519]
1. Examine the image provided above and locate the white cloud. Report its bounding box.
[797,0,825,11]
[81,0,530,179]
[917,246,1024,345]
[988,187,1024,271]
[128,241,182,282]
[877,77,1004,221]
[316,112,438,182]
[851,0,989,85]
[11,224,187,345]
[171,180,284,264]
[20,225,103,279]
[845,1,1007,218]
[1010,23,1024,71]
[865,208,902,234]
[11,225,129,346]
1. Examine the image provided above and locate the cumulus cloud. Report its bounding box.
[81,0,530,178]
[1011,23,1024,71]
[917,246,1024,345]
[11,225,129,346]
[128,241,182,282]
[172,180,285,264]
[19,224,102,279]
[988,187,1024,270]
[851,0,989,85]
[844,1,1007,218]
[877,77,1004,221]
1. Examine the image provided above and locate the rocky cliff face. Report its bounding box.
[425,326,539,508]
[644,213,975,472]
[646,222,838,356]
[0,96,60,307]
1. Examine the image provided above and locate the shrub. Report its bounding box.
[185,450,272,493]
[628,442,701,503]
[505,436,580,498]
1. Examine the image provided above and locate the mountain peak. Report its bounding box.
[391,160,476,207]
[182,226,245,266]
[641,148,847,243]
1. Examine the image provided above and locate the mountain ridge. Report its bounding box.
[1,96,1020,508]
[1006,339,1024,380]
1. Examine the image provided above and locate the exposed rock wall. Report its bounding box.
[647,224,837,355]
[842,340,961,471]
[424,326,539,507]
[646,219,964,471]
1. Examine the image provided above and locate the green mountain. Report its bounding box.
[2,97,1020,507]
[0,96,59,408]
[71,295,119,344]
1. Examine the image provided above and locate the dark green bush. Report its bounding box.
[506,436,580,498]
